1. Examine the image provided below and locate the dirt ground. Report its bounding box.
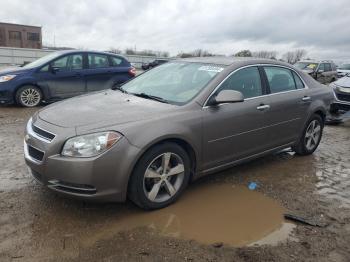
[0,105,349,262]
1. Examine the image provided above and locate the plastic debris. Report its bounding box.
[284,214,327,227]
[248,182,258,190]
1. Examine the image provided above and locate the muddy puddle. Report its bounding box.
[82,184,295,247]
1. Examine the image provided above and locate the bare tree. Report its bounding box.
[108,47,122,54]
[283,49,307,64]
[234,50,252,57]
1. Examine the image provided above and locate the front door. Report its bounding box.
[37,53,85,99]
[202,66,270,170]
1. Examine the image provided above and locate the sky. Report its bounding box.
[0,0,350,61]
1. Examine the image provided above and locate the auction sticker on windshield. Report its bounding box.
[198,65,224,73]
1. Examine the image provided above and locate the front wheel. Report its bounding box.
[293,114,324,155]
[15,85,42,107]
[128,143,191,210]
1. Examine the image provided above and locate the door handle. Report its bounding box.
[256,104,270,111]
[302,96,311,102]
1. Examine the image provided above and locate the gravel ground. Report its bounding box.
[0,105,349,261]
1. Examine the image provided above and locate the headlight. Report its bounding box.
[0,75,16,83]
[61,131,122,157]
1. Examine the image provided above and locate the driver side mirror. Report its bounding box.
[208,90,244,106]
[317,69,324,74]
[50,65,60,74]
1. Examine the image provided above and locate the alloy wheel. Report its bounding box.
[143,152,185,203]
[304,120,321,151]
[20,88,41,107]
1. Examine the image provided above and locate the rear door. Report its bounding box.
[84,53,132,92]
[202,66,271,170]
[37,53,86,99]
[261,66,309,148]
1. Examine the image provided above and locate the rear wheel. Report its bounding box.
[128,143,191,210]
[293,114,324,155]
[15,85,42,107]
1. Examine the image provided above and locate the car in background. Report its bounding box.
[0,50,135,107]
[329,74,350,113]
[24,57,333,209]
[141,59,169,70]
[337,63,350,78]
[295,60,337,84]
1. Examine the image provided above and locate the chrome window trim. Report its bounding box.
[203,63,309,108]
[26,118,56,143]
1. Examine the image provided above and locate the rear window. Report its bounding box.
[264,66,297,93]
[292,71,304,89]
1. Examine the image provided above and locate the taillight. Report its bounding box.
[128,67,136,77]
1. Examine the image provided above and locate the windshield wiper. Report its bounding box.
[132,92,169,104]
[111,84,128,94]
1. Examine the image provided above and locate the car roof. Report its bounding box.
[55,49,126,57]
[177,56,291,67]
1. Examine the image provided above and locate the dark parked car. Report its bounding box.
[0,50,135,107]
[330,74,350,113]
[295,60,337,84]
[24,57,333,210]
[141,59,168,70]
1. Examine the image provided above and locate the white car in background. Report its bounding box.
[337,63,350,78]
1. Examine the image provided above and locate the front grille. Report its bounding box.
[32,124,55,141]
[336,93,350,102]
[28,145,44,162]
[48,180,97,195]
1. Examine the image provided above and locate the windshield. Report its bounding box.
[295,62,318,71]
[22,52,62,69]
[338,64,350,70]
[122,62,225,104]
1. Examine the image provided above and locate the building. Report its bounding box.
[0,22,42,49]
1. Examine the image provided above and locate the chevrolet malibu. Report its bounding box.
[24,57,333,210]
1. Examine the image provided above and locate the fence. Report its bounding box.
[0,47,172,69]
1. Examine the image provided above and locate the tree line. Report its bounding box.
[108,46,308,64]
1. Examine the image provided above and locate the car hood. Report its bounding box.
[0,66,30,76]
[38,90,178,128]
[334,76,350,88]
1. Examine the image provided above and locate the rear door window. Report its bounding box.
[292,71,304,89]
[110,56,123,67]
[263,66,296,93]
[218,66,263,99]
[88,53,110,69]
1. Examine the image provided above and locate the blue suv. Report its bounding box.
[0,50,135,107]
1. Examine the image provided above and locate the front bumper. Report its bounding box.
[0,84,15,104]
[331,89,350,111]
[24,117,141,202]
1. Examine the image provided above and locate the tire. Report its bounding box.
[15,85,42,107]
[293,114,324,155]
[128,142,191,210]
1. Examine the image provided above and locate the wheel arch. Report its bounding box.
[14,83,46,103]
[126,136,198,196]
